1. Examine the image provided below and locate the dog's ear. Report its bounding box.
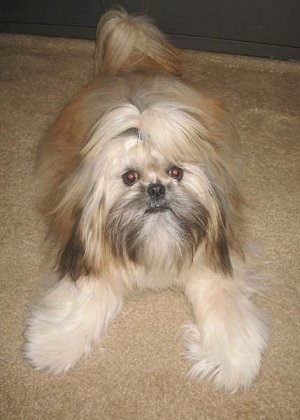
[205,185,235,276]
[58,215,90,280]
[211,213,233,276]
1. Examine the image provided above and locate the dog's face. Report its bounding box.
[104,138,209,273]
[57,82,237,280]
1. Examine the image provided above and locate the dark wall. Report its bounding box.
[1,0,299,60]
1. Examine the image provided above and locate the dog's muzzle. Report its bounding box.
[147,183,169,213]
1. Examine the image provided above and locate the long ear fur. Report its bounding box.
[205,179,243,277]
[95,8,181,76]
[207,190,233,276]
[58,214,89,280]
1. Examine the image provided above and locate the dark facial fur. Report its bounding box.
[105,182,209,271]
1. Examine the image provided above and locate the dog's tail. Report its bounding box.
[95,8,181,76]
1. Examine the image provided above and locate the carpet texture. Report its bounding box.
[0,33,299,419]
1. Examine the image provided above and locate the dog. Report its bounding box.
[24,9,268,392]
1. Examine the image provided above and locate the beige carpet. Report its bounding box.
[0,33,299,419]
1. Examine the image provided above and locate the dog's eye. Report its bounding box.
[168,166,183,181]
[122,170,139,186]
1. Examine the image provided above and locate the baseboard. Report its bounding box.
[1,22,299,60]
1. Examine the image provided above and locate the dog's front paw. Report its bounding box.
[24,280,93,373]
[184,312,268,392]
[24,276,122,373]
[24,315,90,374]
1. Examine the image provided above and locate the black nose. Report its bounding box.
[147,183,166,198]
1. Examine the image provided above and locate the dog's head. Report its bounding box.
[56,77,241,280]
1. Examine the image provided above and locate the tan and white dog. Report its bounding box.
[25,9,268,392]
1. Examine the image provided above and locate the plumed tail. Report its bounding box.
[95,9,181,76]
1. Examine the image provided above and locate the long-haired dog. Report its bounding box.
[25,9,268,392]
